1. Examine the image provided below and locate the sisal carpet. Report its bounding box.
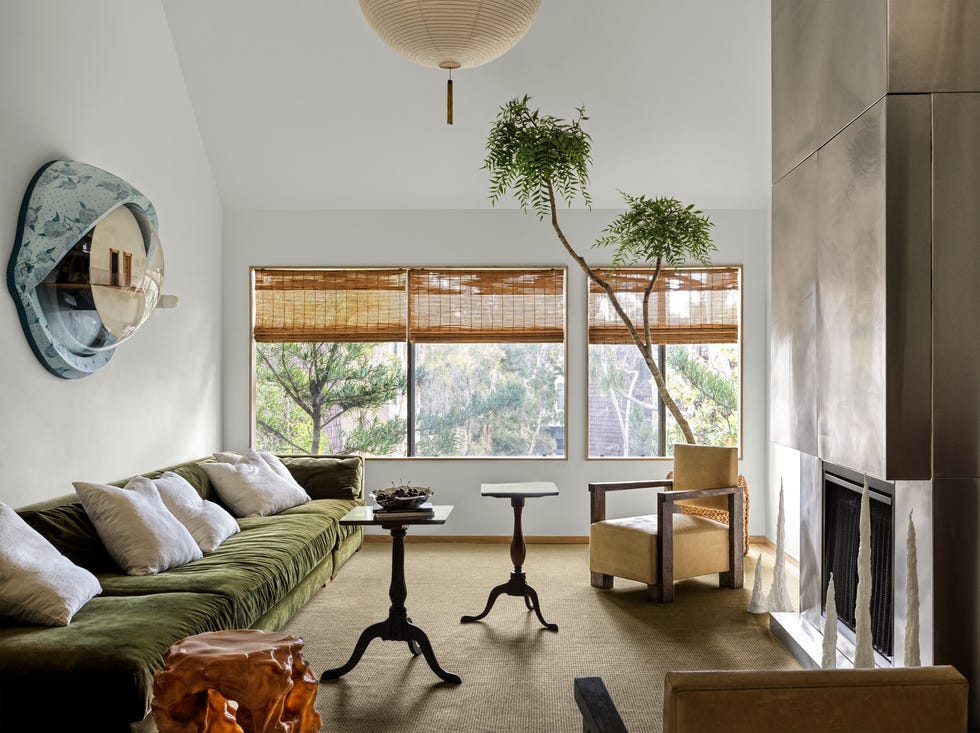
[281,543,800,733]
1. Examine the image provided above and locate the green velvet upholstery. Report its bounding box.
[280,455,364,500]
[0,592,236,731]
[332,526,365,578]
[250,556,334,631]
[280,496,361,541]
[1,454,364,732]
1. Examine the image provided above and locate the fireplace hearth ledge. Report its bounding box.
[771,611,882,671]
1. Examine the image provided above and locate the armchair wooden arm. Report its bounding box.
[574,677,629,733]
[657,486,744,602]
[588,480,673,524]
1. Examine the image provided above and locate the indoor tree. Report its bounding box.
[484,95,716,444]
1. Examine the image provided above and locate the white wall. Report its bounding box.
[223,208,768,537]
[0,1,223,506]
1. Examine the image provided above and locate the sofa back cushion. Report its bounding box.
[117,461,217,503]
[280,455,364,500]
[18,502,120,574]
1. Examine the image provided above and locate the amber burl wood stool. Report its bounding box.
[152,629,321,733]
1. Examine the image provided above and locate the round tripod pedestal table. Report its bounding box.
[460,482,560,631]
[320,504,461,685]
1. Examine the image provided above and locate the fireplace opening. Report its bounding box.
[822,464,895,658]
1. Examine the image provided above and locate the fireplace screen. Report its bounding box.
[822,469,894,658]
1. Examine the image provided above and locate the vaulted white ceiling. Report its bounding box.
[162,0,770,211]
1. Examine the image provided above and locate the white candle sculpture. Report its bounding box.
[853,477,875,668]
[822,572,838,668]
[767,479,794,612]
[748,554,769,613]
[905,508,920,666]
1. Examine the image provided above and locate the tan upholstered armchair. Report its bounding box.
[574,667,969,733]
[588,444,744,603]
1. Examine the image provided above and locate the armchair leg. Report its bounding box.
[645,584,658,602]
[719,565,743,590]
[591,572,614,589]
[657,582,674,603]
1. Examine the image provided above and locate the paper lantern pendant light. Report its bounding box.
[359,0,541,124]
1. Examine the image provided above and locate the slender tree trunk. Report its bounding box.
[607,386,629,457]
[528,407,544,456]
[311,419,321,455]
[545,182,696,444]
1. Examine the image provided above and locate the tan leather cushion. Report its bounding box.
[673,443,738,513]
[590,514,730,585]
[663,666,969,733]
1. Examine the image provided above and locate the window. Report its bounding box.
[251,267,566,458]
[587,266,740,458]
[109,249,120,286]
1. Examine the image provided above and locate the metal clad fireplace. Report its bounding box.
[770,0,979,726]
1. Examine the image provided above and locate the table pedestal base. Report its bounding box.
[320,615,460,685]
[321,525,461,685]
[460,570,558,631]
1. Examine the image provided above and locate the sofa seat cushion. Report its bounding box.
[0,591,235,731]
[97,506,340,627]
[279,497,361,542]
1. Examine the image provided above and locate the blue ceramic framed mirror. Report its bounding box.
[7,160,173,378]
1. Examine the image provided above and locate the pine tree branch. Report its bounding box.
[255,419,308,453]
[259,347,316,421]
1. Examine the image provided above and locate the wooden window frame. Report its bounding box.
[585,265,743,461]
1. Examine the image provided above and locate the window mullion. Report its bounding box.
[658,344,667,456]
[407,341,417,457]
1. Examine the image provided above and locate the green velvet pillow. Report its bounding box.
[18,503,120,574]
[279,456,363,500]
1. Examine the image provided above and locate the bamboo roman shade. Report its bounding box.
[253,267,565,344]
[410,268,564,343]
[253,269,408,342]
[588,267,740,345]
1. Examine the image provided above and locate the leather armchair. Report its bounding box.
[588,444,743,603]
[574,667,969,733]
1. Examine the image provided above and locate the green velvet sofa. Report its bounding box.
[0,454,364,732]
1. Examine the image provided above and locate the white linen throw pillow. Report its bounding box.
[73,478,203,575]
[201,451,310,517]
[0,502,102,626]
[212,450,305,491]
[152,472,240,553]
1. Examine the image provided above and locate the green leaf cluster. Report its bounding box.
[664,344,739,450]
[595,193,716,269]
[484,95,593,220]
